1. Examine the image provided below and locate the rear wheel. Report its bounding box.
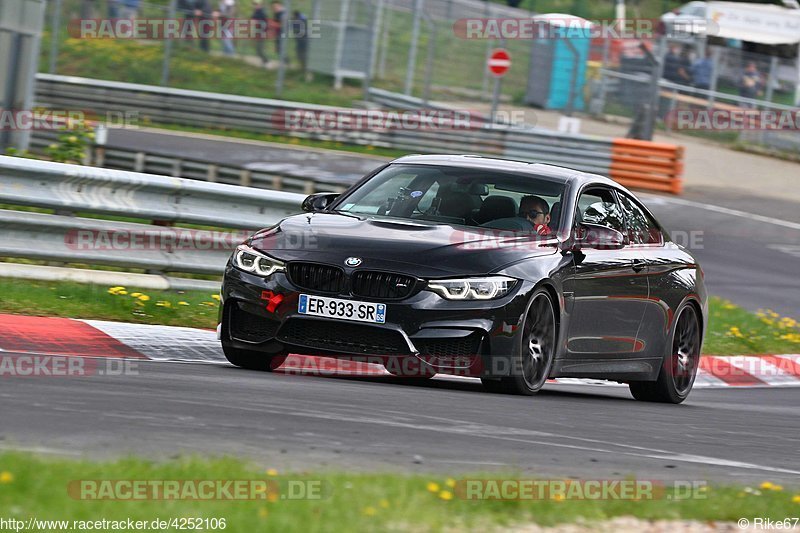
[481,288,556,395]
[629,303,701,404]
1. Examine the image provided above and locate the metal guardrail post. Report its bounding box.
[239,169,252,187]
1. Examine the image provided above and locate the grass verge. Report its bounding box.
[0,278,797,355]
[0,452,798,531]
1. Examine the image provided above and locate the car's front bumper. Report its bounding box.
[220,265,532,377]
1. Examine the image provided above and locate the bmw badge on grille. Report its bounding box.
[345,257,362,267]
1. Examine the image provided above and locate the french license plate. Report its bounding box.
[298,294,386,324]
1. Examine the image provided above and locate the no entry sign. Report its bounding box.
[488,49,511,77]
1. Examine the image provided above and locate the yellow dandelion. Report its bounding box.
[362,506,377,516]
[130,292,142,298]
[155,301,172,308]
[266,468,278,476]
[211,294,221,301]
[258,508,268,518]
[0,471,13,483]
[792,495,800,503]
[552,493,565,502]
[426,482,440,493]
[378,499,389,509]
[438,490,453,501]
[178,301,190,306]
[267,492,279,503]
[138,294,150,301]
[760,481,774,490]
[118,290,128,295]
[445,478,456,488]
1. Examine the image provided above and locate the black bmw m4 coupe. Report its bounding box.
[220,155,707,403]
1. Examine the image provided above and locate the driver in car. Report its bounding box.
[519,195,552,236]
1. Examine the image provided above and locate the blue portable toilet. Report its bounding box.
[524,14,593,112]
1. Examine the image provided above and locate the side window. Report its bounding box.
[576,188,625,234]
[618,192,663,245]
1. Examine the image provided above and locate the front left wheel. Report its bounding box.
[481,288,557,395]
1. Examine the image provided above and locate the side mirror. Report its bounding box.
[571,222,625,251]
[302,193,339,213]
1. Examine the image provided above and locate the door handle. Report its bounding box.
[631,259,646,273]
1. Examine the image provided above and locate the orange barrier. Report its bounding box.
[609,139,684,195]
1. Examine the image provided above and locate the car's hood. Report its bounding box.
[249,212,558,277]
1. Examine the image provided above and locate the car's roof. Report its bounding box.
[389,154,619,189]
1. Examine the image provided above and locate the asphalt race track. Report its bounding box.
[1,353,799,485]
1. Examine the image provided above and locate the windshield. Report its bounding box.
[336,164,566,233]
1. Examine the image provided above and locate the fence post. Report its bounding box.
[49,0,62,74]
[404,0,425,95]
[422,13,436,106]
[765,55,778,103]
[708,46,721,109]
[275,0,292,96]
[161,0,177,86]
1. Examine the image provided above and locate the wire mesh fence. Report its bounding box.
[40,0,800,154]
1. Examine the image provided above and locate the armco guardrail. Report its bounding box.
[0,156,306,278]
[34,74,684,194]
[0,155,304,229]
[28,130,353,195]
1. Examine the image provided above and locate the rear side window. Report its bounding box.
[576,188,625,234]
[617,192,663,245]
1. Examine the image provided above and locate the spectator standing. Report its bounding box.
[251,1,269,66]
[691,50,713,91]
[272,2,287,64]
[107,0,120,18]
[192,0,211,52]
[663,44,691,86]
[80,0,96,19]
[739,61,764,105]
[120,0,140,20]
[292,10,309,75]
[218,0,236,56]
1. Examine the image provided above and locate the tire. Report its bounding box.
[481,288,557,395]
[221,341,287,371]
[629,303,701,404]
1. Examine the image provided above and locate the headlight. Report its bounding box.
[427,276,517,300]
[233,245,285,277]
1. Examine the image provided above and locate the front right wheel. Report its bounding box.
[629,303,701,404]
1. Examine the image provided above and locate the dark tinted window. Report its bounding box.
[576,188,625,234]
[618,192,663,245]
